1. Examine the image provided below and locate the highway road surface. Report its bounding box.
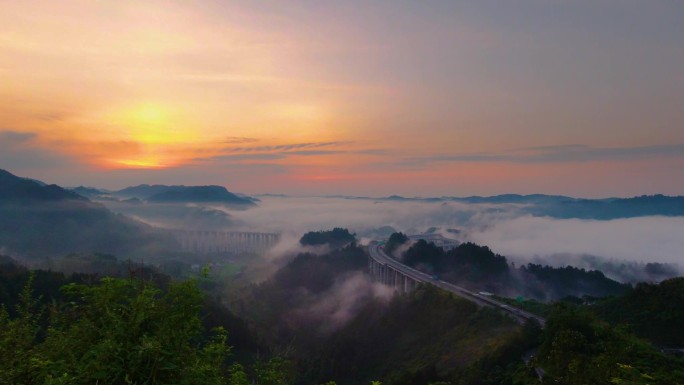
[369,241,546,326]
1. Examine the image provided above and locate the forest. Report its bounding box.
[2,229,683,384]
[389,232,631,300]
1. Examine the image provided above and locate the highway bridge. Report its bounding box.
[368,241,546,326]
[171,230,280,254]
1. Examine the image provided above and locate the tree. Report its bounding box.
[0,276,231,385]
[385,232,409,255]
[299,228,356,249]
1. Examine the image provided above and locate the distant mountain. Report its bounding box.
[115,184,256,205]
[0,169,174,259]
[0,169,85,203]
[531,194,684,219]
[450,193,576,205]
[23,177,47,187]
[148,186,255,205]
[254,193,288,198]
[69,186,109,199]
[114,184,178,199]
[341,193,684,219]
[381,195,444,202]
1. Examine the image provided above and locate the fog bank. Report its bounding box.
[232,197,684,270]
[467,216,684,265]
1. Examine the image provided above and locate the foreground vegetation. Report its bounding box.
[1,229,683,384]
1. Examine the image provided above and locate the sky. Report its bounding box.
[1,0,683,197]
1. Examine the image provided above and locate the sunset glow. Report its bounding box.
[1,0,683,196]
[113,158,168,169]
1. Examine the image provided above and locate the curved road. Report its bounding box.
[369,241,546,326]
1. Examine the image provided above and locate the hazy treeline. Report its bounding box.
[389,233,631,301]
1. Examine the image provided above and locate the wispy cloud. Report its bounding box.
[194,141,386,163]
[0,130,37,143]
[199,153,287,162]
[404,143,684,166]
[0,130,75,171]
[223,141,348,153]
[222,137,259,144]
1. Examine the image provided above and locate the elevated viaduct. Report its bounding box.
[368,241,546,326]
[170,230,280,254]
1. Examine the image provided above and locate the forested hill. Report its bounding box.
[0,255,258,354]
[390,233,631,300]
[0,169,174,259]
[0,258,270,384]
[230,229,684,384]
[527,194,684,219]
[0,169,85,202]
[114,184,256,205]
[2,226,684,384]
[299,227,356,248]
[592,277,684,347]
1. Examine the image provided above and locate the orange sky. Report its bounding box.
[1,1,683,196]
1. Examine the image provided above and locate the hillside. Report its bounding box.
[592,277,684,347]
[114,184,256,205]
[392,234,631,300]
[0,169,174,259]
[0,169,85,202]
[303,285,527,385]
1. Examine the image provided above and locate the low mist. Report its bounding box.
[94,195,683,280]
[290,271,394,334]
[467,216,684,265]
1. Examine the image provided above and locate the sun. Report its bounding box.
[114,157,167,169]
[96,102,202,169]
[105,102,196,146]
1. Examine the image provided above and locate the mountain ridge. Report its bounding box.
[114,184,256,205]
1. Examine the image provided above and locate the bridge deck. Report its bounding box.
[368,241,546,326]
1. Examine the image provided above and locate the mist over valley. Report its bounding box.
[2,1,684,382]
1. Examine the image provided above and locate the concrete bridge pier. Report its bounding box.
[368,256,419,294]
[170,230,280,255]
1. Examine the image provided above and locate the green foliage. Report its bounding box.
[0,276,231,385]
[385,232,408,255]
[299,228,356,249]
[254,357,295,385]
[235,243,368,347]
[403,241,509,279]
[521,263,630,299]
[303,284,521,385]
[227,364,250,385]
[455,319,542,385]
[593,277,684,346]
[0,272,43,383]
[403,239,444,273]
[402,240,509,290]
[492,295,553,318]
[398,238,630,300]
[537,303,684,385]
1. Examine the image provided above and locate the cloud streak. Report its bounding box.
[404,143,684,165]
